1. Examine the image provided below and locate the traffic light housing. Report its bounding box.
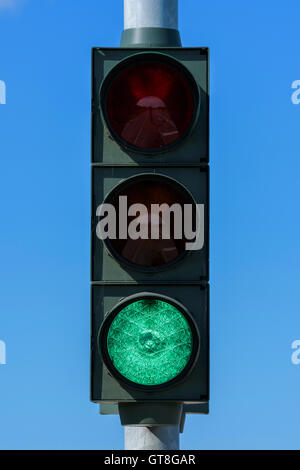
[91,46,209,426]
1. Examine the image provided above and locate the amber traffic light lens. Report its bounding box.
[104,175,196,270]
[102,55,198,152]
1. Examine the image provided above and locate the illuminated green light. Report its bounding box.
[106,299,193,386]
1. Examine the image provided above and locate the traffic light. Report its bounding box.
[91,45,209,427]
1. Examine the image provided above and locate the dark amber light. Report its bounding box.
[105,175,196,269]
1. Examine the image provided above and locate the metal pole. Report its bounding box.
[123,0,181,451]
[125,426,180,450]
[124,0,178,30]
[121,0,181,47]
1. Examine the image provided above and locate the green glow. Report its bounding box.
[106,299,193,386]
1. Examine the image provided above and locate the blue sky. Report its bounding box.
[0,0,300,450]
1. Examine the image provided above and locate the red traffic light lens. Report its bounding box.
[103,174,196,270]
[101,54,199,152]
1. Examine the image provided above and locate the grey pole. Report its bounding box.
[122,0,181,452]
[121,0,181,47]
[124,0,178,30]
[125,426,180,450]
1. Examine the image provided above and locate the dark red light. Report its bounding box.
[103,57,197,151]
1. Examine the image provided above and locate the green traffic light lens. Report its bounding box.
[105,298,194,387]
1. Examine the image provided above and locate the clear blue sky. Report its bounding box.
[0,0,300,450]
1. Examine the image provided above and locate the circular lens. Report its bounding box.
[105,297,194,387]
[104,174,196,270]
[102,54,198,152]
